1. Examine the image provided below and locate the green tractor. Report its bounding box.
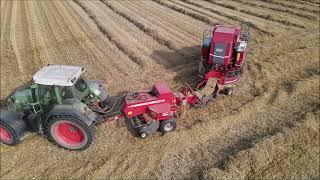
[0,65,112,150]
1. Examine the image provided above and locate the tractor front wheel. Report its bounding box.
[159,118,177,133]
[0,124,16,145]
[47,116,96,150]
[0,111,27,146]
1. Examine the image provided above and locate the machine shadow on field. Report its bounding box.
[151,45,201,86]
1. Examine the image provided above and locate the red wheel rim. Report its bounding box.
[51,120,87,148]
[0,126,12,143]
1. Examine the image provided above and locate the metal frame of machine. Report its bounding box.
[0,23,249,150]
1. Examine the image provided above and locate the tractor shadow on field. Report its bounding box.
[151,45,201,87]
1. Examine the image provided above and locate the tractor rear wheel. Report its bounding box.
[159,118,177,133]
[0,110,27,146]
[47,116,96,150]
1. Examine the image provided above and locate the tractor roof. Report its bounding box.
[33,65,85,86]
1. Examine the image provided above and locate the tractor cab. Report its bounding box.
[7,65,110,115]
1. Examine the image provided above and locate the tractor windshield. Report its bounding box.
[72,77,90,100]
[58,77,90,102]
[75,78,88,92]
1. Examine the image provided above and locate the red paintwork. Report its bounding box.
[53,122,85,146]
[112,24,248,123]
[148,103,171,121]
[123,82,176,121]
[0,126,11,142]
[199,24,248,89]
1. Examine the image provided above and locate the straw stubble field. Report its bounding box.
[0,0,319,179]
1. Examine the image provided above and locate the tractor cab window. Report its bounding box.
[59,86,74,100]
[74,77,88,92]
[37,85,54,105]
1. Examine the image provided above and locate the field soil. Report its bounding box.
[0,0,319,179]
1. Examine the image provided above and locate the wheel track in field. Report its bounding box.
[157,0,273,36]
[297,0,320,5]
[107,0,204,70]
[72,0,144,67]
[118,0,201,45]
[182,0,302,32]
[15,1,38,75]
[1,1,319,178]
[231,0,317,21]
[0,0,13,45]
[78,0,161,69]
[24,1,45,70]
[71,1,147,86]
[34,1,71,64]
[99,0,179,52]
[63,1,131,83]
[26,1,51,67]
[261,0,319,14]
[157,73,319,177]
[64,1,139,80]
[138,0,205,39]
[205,0,305,28]
[41,0,91,66]
[9,1,25,76]
[238,9,304,28]
[50,0,124,80]
[167,0,238,24]
[288,0,320,5]
[74,0,193,71]
[152,0,215,25]
[0,1,23,97]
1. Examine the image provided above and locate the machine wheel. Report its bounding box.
[47,116,96,150]
[224,88,233,96]
[0,110,27,146]
[159,118,177,133]
[140,132,147,138]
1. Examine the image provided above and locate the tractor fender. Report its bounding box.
[46,103,97,127]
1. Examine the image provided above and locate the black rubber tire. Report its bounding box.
[224,88,233,96]
[159,118,177,133]
[0,110,27,146]
[47,116,96,151]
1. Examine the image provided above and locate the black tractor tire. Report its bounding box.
[0,110,27,146]
[159,118,177,133]
[47,115,96,151]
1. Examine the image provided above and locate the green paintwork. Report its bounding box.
[6,76,103,115]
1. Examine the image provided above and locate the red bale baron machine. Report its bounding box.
[0,23,249,150]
